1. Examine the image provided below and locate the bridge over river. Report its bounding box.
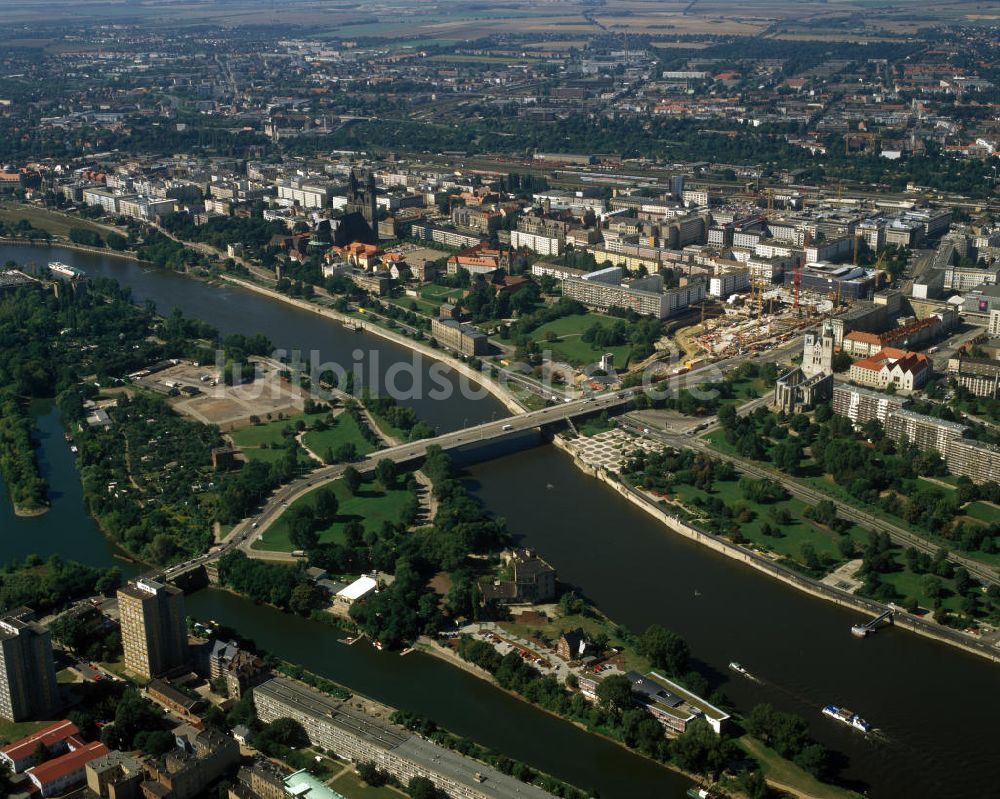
[164,390,631,580]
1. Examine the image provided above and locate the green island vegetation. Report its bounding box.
[0,554,121,617]
[253,467,419,552]
[453,606,841,798]
[0,394,49,513]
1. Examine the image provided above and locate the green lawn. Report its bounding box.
[738,736,862,799]
[0,718,55,746]
[302,412,377,460]
[253,478,415,552]
[419,284,465,306]
[386,295,439,317]
[578,416,617,437]
[666,478,863,567]
[528,313,633,368]
[330,769,406,799]
[230,411,329,448]
[0,201,118,240]
[879,561,964,613]
[964,501,1000,525]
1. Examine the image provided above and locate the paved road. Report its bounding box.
[617,416,999,586]
[164,391,634,577]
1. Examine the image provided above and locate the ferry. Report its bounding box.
[822,704,871,733]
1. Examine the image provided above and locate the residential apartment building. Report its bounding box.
[944,438,1000,485]
[430,318,489,356]
[708,269,749,298]
[832,385,998,483]
[510,228,564,256]
[85,750,146,799]
[141,727,240,799]
[0,609,59,722]
[947,356,1000,397]
[831,384,909,426]
[562,267,705,319]
[884,409,967,454]
[118,578,188,680]
[252,678,556,799]
[275,178,335,209]
[409,224,482,250]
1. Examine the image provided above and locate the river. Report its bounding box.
[2,244,997,799]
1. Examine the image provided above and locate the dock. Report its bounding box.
[852,608,894,637]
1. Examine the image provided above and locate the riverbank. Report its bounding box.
[218,274,527,417]
[551,435,1000,666]
[12,503,48,518]
[0,236,150,263]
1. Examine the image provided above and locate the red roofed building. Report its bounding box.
[27,740,109,797]
[848,348,931,392]
[842,316,944,357]
[0,719,80,773]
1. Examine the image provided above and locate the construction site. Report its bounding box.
[678,229,890,361]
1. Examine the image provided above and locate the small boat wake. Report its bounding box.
[728,661,762,684]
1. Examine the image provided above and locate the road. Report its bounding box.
[616,415,999,586]
[164,391,634,578]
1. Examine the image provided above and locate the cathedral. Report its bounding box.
[773,321,835,413]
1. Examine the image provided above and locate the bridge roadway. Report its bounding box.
[164,391,632,579]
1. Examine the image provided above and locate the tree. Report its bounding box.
[636,624,690,675]
[289,582,321,616]
[595,673,635,716]
[407,776,438,799]
[343,466,363,495]
[375,458,397,488]
[772,440,802,473]
[314,488,339,525]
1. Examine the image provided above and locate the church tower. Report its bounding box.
[802,320,835,378]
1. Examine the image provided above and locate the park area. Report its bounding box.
[529,312,633,368]
[252,476,415,552]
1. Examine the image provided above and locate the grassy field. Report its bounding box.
[0,201,117,239]
[964,501,1000,524]
[667,478,863,566]
[0,717,54,746]
[386,294,440,317]
[301,412,377,460]
[254,477,415,552]
[230,411,329,448]
[330,769,407,799]
[738,736,862,799]
[529,313,633,368]
[578,415,617,437]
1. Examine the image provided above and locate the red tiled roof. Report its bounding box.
[1,720,79,763]
[27,741,108,787]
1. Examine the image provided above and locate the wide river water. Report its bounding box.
[1,244,997,799]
